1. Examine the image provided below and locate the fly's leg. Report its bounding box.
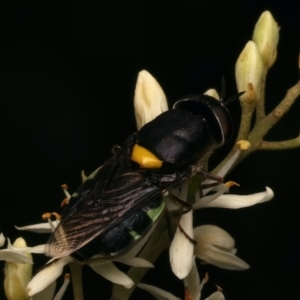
[197,169,224,197]
[166,192,197,244]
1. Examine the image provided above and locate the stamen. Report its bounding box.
[224,181,240,187]
[61,198,69,207]
[199,273,209,293]
[42,212,52,220]
[61,184,68,190]
[51,212,61,220]
[61,184,71,200]
[53,273,71,300]
[41,212,58,232]
[216,285,223,292]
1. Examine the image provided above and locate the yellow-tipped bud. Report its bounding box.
[252,11,279,69]
[235,41,264,104]
[203,89,220,100]
[134,70,168,130]
[4,238,32,300]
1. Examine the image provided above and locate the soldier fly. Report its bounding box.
[45,92,236,261]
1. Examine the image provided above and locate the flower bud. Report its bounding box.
[134,70,168,130]
[235,41,264,104]
[253,11,279,69]
[4,238,32,300]
[0,232,5,247]
[203,89,220,100]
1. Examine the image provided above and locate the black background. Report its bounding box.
[0,1,300,300]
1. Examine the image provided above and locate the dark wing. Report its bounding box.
[45,136,187,258]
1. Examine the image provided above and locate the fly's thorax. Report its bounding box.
[136,109,216,167]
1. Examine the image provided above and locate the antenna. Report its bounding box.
[224,91,245,105]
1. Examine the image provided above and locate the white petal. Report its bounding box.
[0,232,5,247]
[27,256,72,297]
[15,220,60,233]
[32,281,56,300]
[193,185,229,210]
[91,261,134,288]
[7,239,45,254]
[205,291,225,300]
[0,249,33,263]
[137,283,180,300]
[114,257,154,268]
[194,225,235,250]
[169,211,194,279]
[183,258,201,300]
[134,70,168,130]
[194,225,249,270]
[199,187,274,209]
[196,244,249,270]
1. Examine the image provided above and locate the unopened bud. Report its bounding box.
[134,70,168,130]
[204,89,220,100]
[4,238,32,300]
[253,11,279,69]
[235,41,264,104]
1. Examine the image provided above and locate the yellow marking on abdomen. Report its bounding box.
[131,144,163,168]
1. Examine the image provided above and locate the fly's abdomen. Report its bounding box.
[72,198,164,261]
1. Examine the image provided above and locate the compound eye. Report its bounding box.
[212,106,233,145]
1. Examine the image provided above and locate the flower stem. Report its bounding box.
[213,78,300,174]
[69,263,84,300]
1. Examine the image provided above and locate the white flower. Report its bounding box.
[23,215,154,297]
[0,239,33,264]
[134,70,168,130]
[167,150,273,279]
[194,225,249,270]
[3,237,33,300]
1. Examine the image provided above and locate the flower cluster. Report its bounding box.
[1,10,300,300]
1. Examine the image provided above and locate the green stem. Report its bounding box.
[213,79,300,174]
[69,263,84,300]
[260,136,300,150]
